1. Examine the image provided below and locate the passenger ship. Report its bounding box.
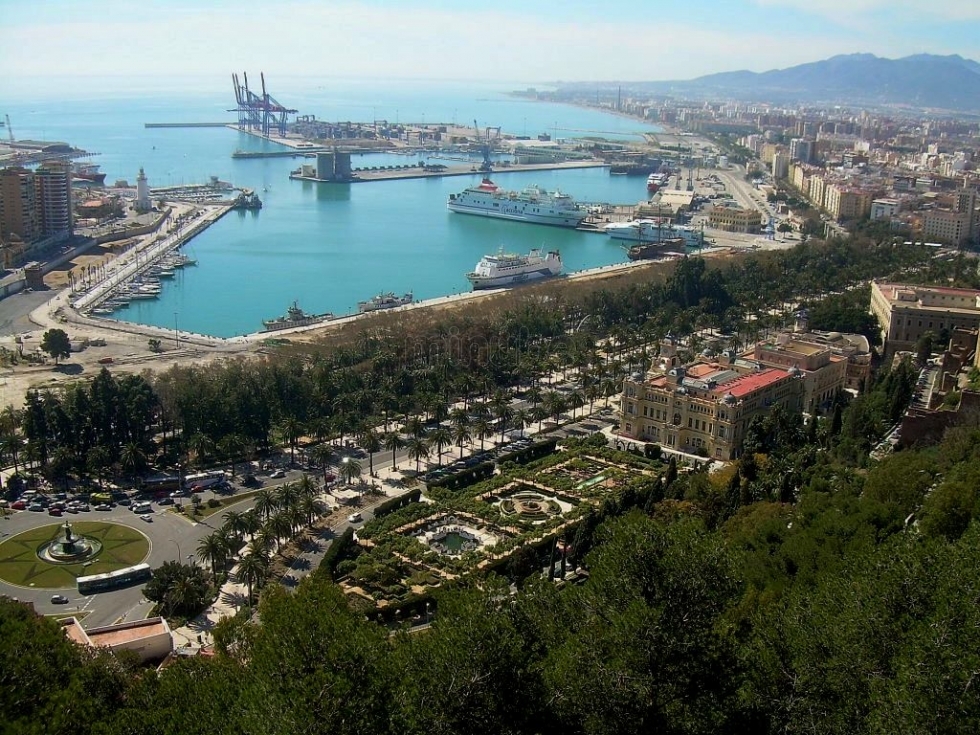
[447,179,587,228]
[466,247,562,290]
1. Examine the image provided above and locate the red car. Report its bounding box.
[11,500,27,510]
[48,507,63,517]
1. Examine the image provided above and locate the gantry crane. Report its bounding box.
[473,119,493,172]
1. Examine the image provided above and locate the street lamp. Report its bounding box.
[174,311,179,349]
[172,539,182,560]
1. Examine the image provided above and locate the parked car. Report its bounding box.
[28,504,44,512]
[157,497,174,506]
[347,512,363,523]
[94,503,111,511]
[48,508,63,517]
[10,500,26,510]
[50,594,70,604]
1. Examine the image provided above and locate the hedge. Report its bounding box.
[425,461,495,491]
[317,527,357,580]
[374,489,422,519]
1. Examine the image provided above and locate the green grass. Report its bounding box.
[0,522,150,589]
[172,490,260,520]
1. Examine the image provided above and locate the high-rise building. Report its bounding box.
[33,161,73,239]
[0,167,38,244]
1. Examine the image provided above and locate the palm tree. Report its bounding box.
[309,444,336,485]
[221,509,245,542]
[197,532,228,581]
[357,427,381,477]
[568,390,585,420]
[299,494,325,527]
[428,426,452,467]
[383,431,405,471]
[217,433,248,477]
[237,551,268,609]
[339,458,362,486]
[495,403,513,444]
[240,510,261,543]
[472,417,492,452]
[0,433,22,476]
[405,415,426,440]
[275,416,303,464]
[512,407,530,439]
[544,391,567,427]
[449,407,470,432]
[269,511,295,549]
[276,481,301,513]
[119,441,147,482]
[452,421,472,459]
[187,432,215,469]
[531,405,548,432]
[253,487,278,522]
[295,473,318,501]
[406,435,430,474]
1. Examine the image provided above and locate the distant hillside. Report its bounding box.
[563,54,980,112]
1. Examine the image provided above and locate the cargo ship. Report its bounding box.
[72,163,106,185]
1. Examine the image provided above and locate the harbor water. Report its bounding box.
[4,79,663,337]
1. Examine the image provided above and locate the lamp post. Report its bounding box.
[172,539,182,561]
[174,311,179,349]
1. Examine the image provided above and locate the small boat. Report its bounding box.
[357,291,414,313]
[262,301,333,331]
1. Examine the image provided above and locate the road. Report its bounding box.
[0,490,256,628]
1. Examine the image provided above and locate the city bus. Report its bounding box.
[76,563,152,595]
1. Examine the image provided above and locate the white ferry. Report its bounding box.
[358,291,414,313]
[447,179,587,228]
[604,220,705,247]
[466,247,562,290]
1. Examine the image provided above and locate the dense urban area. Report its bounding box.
[3,61,980,734]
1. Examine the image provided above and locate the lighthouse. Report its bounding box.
[136,167,150,211]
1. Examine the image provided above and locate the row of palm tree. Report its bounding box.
[196,475,329,606]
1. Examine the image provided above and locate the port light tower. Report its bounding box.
[230,72,298,137]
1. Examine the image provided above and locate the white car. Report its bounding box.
[269,469,286,479]
[347,512,362,523]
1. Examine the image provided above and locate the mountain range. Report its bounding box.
[564,54,980,113]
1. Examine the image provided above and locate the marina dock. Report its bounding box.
[144,122,234,128]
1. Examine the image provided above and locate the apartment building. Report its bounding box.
[0,163,73,267]
[825,184,872,221]
[871,281,980,358]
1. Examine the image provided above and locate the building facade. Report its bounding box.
[870,281,980,358]
[750,337,848,414]
[708,205,762,233]
[620,362,803,460]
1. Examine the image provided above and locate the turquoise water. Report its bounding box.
[5,81,662,337]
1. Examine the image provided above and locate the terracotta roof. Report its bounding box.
[717,368,790,399]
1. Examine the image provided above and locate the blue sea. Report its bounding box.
[3,78,662,337]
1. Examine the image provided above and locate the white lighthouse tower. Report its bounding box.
[135,167,150,211]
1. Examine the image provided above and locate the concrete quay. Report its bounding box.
[291,159,608,184]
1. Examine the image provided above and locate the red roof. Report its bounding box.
[718,368,789,398]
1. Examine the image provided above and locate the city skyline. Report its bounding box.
[1,0,978,98]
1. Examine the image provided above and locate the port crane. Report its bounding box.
[4,114,12,144]
[472,119,493,172]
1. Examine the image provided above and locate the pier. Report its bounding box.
[290,160,608,184]
[71,204,233,314]
[144,122,234,128]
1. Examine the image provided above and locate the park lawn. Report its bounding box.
[171,490,260,520]
[0,521,150,589]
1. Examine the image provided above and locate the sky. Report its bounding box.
[1,0,979,97]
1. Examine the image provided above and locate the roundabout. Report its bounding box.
[0,521,150,589]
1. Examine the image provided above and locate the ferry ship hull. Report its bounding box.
[447,200,585,228]
[468,267,560,290]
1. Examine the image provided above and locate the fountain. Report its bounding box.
[38,520,102,564]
